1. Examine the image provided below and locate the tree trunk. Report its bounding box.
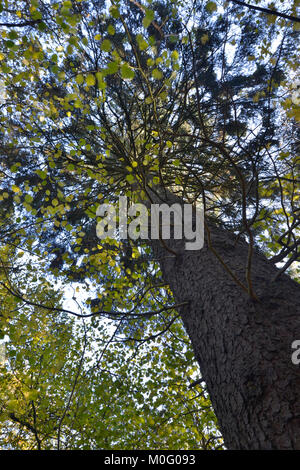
[146,191,300,450]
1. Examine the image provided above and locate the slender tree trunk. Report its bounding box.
[145,190,300,449]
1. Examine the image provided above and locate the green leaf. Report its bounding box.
[86,74,96,86]
[101,39,112,52]
[109,5,120,18]
[104,61,119,75]
[121,63,135,80]
[75,74,84,85]
[107,25,115,35]
[126,174,135,183]
[25,194,33,203]
[152,68,163,80]
[206,1,217,13]
[143,10,154,28]
[96,72,106,89]
[8,31,18,40]
[171,50,179,60]
[137,34,149,51]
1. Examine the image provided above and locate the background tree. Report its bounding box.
[0,247,222,450]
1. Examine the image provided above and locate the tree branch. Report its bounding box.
[226,0,300,23]
[0,20,42,27]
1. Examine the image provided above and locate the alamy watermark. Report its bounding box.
[291,340,300,365]
[96,196,204,251]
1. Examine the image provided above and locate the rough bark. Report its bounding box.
[145,189,300,449]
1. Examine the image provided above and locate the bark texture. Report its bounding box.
[146,189,300,450]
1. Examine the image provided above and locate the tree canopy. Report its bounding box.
[0,0,299,449]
